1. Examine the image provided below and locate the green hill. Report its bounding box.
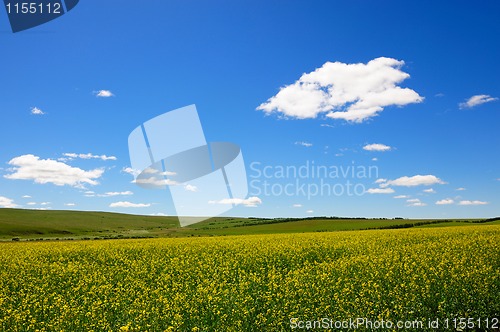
[0,208,498,241]
[0,208,178,240]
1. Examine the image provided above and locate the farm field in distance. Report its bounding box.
[1,208,499,240]
[0,225,499,331]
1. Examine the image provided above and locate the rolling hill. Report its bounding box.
[0,208,498,241]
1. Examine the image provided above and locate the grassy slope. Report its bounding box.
[0,208,178,239]
[0,208,498,240]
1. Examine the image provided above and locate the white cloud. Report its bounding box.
[26,202,50,206]
[295,141,313,147]
[63,153,117,161]
[423,188,436,193]
[458,200,488,206]
[134,177,178,186]
[320,124,335,128]
[436,199,454,205]
[30,107,45,115]
[143,168,160,174]
[407,198,426,207]
[375,178,387,184]
[99,191,133,197]
[209,196,262,207]
[380,175,445,188]
[184,184,198,192]
[257,57,423,122]
[293,204,302,208]
[84,190,95,197]
[123,167,176,178]
[65,203,76,206]
[4,154,104,188]
[459,94,498,109]
[394,195,409,199]
[142,168,176,176]
[123,167,142,178]
[306,210,314,214]
[94,90,114,97]
[366,187,395,194]
[22,195,31,198]
[372,158,378,161]
[363,143,392,152]
[0,196,17,208]
[456,187,466,191]
[109,201,151,208]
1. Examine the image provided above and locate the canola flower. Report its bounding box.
[0,225,498,331]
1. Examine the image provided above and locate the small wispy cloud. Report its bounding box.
[62,153,117,161]
[295,141,313,147]
[109,201,151,208]
[458,200,488,206]
[459,94,498,109]
[436,198,454,205]
[293,204,302,208]
[423,188,436,194]
[366,188,395,194]
[394,195,409,199]
[407,198,426,207]
[379,175,445,188]
[94,90,114,98]
[363,143,392,152]
[26,202,50,206]
[98,191,133,197]
[123,167,140,177]
[134,177,178,187]
[209,196,262,207]
[30,107,45,115]
[184,184,198,192]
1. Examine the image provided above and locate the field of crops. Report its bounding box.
[1,225,499,331]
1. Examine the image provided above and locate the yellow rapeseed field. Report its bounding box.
[0,226,499,331]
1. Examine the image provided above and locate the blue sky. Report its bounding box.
[0,1,498,219]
